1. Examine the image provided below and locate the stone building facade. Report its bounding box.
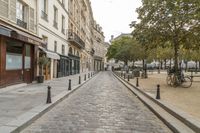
[0,0,43,87]
[0,0,107,88]
[68,0,95,74]
[37,0,68,79]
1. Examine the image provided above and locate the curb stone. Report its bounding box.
[113,71,198,133]
[0,72,99,133]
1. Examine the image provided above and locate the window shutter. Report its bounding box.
[10,0,16,22]
[0,0,9,18]
[29,7,35,32]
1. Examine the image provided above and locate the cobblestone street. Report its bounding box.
[21,72,172,133]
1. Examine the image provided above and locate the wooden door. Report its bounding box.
[23,45,32,83]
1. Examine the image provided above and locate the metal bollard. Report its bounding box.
[88,73,90,78]
[124,73,126,79]
[121,73,123,77]
[128,75,130,81]
[91,72,92,77]
[136,78,139,87]
[46,86,52,104]
[156,84,160,99]
[84,74,86,81]
[68,79,71,90]
[79,76,81,84]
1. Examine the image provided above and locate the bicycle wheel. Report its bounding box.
[166,75,172,86]
[166,75,171,86]
[171,75,181,87]
[181,76,192,88]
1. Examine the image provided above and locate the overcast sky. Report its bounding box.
[90,0,142,42]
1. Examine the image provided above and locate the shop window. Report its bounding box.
[6,41,23,70]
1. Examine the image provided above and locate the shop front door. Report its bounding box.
[23,45,32,83]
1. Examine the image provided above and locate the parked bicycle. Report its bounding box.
[166,68,192,88]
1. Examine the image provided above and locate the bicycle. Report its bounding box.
[166,69,192,88]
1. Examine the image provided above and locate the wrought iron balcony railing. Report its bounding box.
[16,19,27,29]
[68,31,85,49]
[41,10,48,21]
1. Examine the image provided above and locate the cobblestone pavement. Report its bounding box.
[21,71,172,133]
[0,71,92,126]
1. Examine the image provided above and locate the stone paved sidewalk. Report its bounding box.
[0,71,94,127]
[118,70,200,120]
[21,71,171,133]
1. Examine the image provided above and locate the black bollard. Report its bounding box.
[121,73,123,77]
[79,76,81,84]
[88,73,90,78]
[46,86,52,104]
[68,79,71,90]
[156,84,160,99]
[84,74,86,81]
[128,75,130,81]
[124,73,126,79]
[136,78,139,87]
[91,72,92,77]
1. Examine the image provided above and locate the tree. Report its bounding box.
[132,0,200,83]
[106,36,143,70]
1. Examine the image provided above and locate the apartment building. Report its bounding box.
[68,0,95,74]
[93,21,106,71]
[0,0,43,87]
[37,0,69,79]
[0,0,107,88]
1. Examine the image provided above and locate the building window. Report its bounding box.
[62,45,65,55]
[16,0,27,29]
[6,41,23,70]
[69,47,73,54]
[62,0,65,7]
[54,41,57,52]
[61,15,65,34]
[53,6,58,29]
[42,35,48,48]
[41,0,48,21]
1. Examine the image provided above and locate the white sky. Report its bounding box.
[90,0,142,42]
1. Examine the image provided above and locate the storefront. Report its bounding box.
[69,53,80,75]
[0,26,42,88]
[94,56,104,71]
[57,55,69,78]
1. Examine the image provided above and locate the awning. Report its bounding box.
[0,26,12,37]
[39,46,60,60]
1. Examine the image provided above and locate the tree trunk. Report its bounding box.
[161,60,163,69]
[195,61,198,74]
[173,37,179,85]
[170,59,172,69]
[158,60,160,74]
[185,61,188,72]
[164,59,167,69]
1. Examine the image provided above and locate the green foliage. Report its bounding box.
[106,36,143,63]
[38,55,50,67]
[132,0,200,75]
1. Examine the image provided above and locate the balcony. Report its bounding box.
[41,11,48,21]
[16,19,27,29]
[68,31,85,49]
